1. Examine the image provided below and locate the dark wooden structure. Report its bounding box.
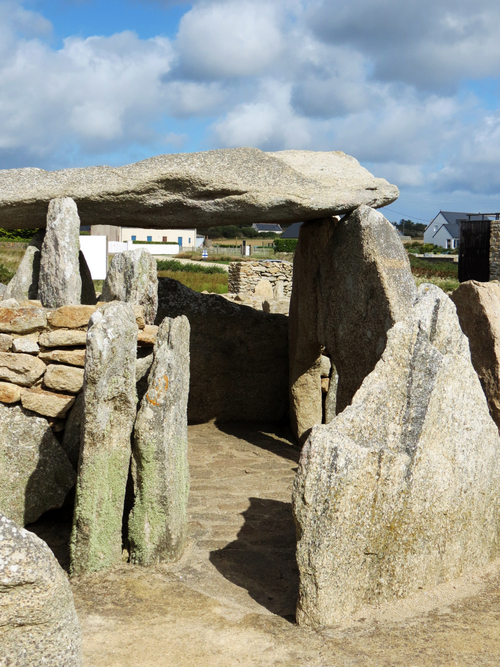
[458,215,496,283]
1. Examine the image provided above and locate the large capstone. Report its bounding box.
[0,149,398,230]
[38,198,82,308]
[156,278,288,423]
[289,205,416,443]
[70,302,137,576]
[0,514,82,666]
[101,249,158,325]
[3,230,44,302]
[293,284,500,628]
[129,315,190,566]
[0,404,75,525]
[451,280,500,429]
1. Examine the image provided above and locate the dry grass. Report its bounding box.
[157,270,228,294]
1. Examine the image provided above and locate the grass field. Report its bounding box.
[0,245,26,283]
[409,255,459,293]
[157,270,228,293]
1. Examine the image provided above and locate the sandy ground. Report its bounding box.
[31,422,500,666]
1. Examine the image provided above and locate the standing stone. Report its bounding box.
[38,198,82,308]
[451,280,500,429]
[0,404,75,525]
[101,249,158,325]
[79,251,97,305]
[4,230,44,302]
[289,205,416,443]
[0,513,82,666]
[70,302,137,576]
[293,284,500,627]
[129,316,190,565]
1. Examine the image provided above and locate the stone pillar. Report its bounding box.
[38,198,82,308]
[101,249,158,325]
[289,206,417,444]
[4,230,44,302]
[489,219,500,281]
[70,302,137,576]
[128,315,190,565]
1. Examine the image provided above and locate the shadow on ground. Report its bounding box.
[209,497,299,622]
[215,422,301,464]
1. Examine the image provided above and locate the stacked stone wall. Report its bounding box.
[228,260,293,296]
[490,220,500,280]
[0,301,157,430]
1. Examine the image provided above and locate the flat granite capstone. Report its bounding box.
[0,148,398,229]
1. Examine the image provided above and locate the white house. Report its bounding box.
[91,225,201,249]
[423,211,468,249]
[251,223,283,234]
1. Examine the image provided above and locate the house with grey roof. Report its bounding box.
[251,223,283,234]
[423,211,469,249]
[281,222,302,239]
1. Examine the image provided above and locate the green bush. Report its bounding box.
[0,228,40,243]
[156,259,226,275]
[0,263,14,284]
[274,238,298,253]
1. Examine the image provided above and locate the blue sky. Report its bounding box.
[3,0,500,225]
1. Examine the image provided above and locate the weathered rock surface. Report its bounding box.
[0,148,398,230]
[0,351,46,386]
[129,316,190,566]
[48,305,98,329]
[62,392,84,469]
[138,324,158,346]
[254,279,274,299]
[21,387,75,418]
[156,278,288,423]
[38,198,82,308]
[0,304,46,334]
[0,333,12,350]
[0,381,21,403]
[0,404,75,525]
[39,330,87,347]
[70,302,137,576]
[12,337,40,354]
[44,364,84,394]
[293,284,500,628]
[3,230,44,301]
[101,249,158,325]
[289,205,416,443]
[451,280,500,429]
[39,348,86,366]
[0,513,82,666]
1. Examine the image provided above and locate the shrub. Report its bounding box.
[274,238,298,253]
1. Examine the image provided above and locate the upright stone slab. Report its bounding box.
[38,197,82,308]
[4,230,44,301]
[0,404,76,525]
[293,284,500,627]
[0,513,82,666]
[289,205,416,443]
[129,316,190,565]
[451,280,500,429]
[101,249,158,325]
[70,302,137,576]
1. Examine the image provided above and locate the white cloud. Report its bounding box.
[176,1,285,79]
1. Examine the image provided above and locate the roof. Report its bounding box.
[252,223,283,233]
[439,211,471,225]
[281,222,303,239]
[430,211,490,239]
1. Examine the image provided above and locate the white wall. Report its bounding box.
[79,235,107,280]
[120,227,197,247]
[126,242,179,255]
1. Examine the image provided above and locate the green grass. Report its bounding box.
[415,276,459,293]
[157,270,228,294]
[409,254,458,278]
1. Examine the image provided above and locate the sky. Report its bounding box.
[2,0,500,225]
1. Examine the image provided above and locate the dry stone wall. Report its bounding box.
[0,301,157,431]
[228,260,293,297]
[489,220,500,281]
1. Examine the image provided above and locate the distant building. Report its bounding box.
[91,225,200,249]
[423,211,468,249]
[251,223,283,234]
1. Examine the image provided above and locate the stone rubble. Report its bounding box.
[228,260,293,297]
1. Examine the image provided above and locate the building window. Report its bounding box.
[434,225,438,232]
[188,238,191,244]
[446,239,452,249]
[131,235,136,241]
[147,236,152,242]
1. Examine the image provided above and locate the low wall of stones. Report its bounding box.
[228,260,293,296]
[490,220,500,281]
[0,301,157,429]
